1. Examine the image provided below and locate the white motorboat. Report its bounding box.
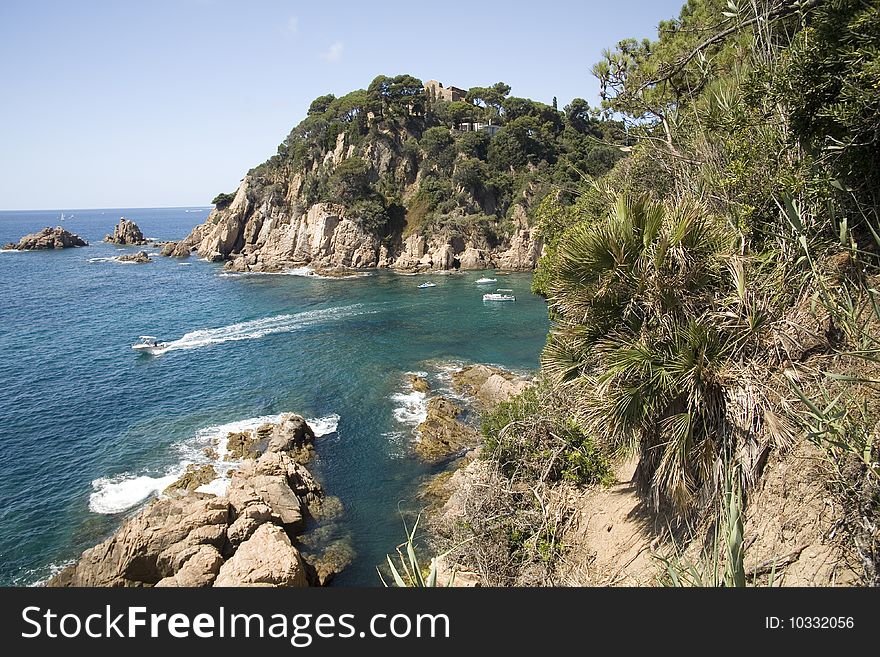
[132,335,168,355]
[418,282,437,288]
[483,288,516,302]
[475,277,497,284]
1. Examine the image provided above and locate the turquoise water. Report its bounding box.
[0,208,549,586]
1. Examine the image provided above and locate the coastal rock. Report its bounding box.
[213,523,308,587]
[104,218,147,245]
[49,414,341,588]
[6,226,87,250]
[409,374,430,394]
[415,397,478,463]
[452,364,530,409]
[48,495,229,587]
[116,250,151,264]
[163,464,217,495]
[267,414,315,453]
[155,545,224,587]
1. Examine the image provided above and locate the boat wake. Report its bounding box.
[145,305,371,355]
[88,413,340,514]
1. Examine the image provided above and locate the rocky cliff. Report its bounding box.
[161,74,626,272]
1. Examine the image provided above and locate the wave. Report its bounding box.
[88,256,119,263]
[390,389,428,427]
[146,305,369,355]
[89,413,340,514]
[178,262,191,266]
[89,471,182,514]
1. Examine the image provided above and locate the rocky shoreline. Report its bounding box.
[49,414,349,587]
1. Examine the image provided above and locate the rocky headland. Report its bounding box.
[49,414,350,587]
[4,226,87,251]
[104,218,147,245]
[155,76,579,273]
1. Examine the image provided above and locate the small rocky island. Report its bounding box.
[104,218,147,245]
[49,414,348,587]
[4,226,87,251]
[116,250,152,264]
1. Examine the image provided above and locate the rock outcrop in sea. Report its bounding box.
[49,414,348,587]
[104,218,147,245]
[4,226,87,250]
[116,250,151,264]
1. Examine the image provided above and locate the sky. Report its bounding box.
[0,0,685,210]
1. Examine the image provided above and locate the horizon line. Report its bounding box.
[0,204,215,213]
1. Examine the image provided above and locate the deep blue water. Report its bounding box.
[0,207,549,586]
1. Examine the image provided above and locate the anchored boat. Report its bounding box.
[482,288,516,302]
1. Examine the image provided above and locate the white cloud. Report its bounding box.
[285,15,299,35]
[320,41,344,62]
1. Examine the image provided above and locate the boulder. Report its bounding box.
[213,524,308,587]
[458,247,489,270]
[116,250,151,264]
[104,218,147,245]
[154,545,224,587]
[452,364,531,409]
[48,496,229,587]
[267,414,315,453]
[8,226,87,250]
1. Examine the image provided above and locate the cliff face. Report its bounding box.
[175,166,541,273]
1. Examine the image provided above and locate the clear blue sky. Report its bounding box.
[0,0,684,210]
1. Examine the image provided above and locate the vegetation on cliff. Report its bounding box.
[220,74,626,247]
[436,0,880,586]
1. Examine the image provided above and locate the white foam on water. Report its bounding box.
[147,252,160,257]
[309,414,341,437]
[88,256,118,263]
[89,471,183,514]
[390,390,428,426]
[0,249,25,254]
[16,560,76,587]
[178,262,192,266]
[146,305,370,355]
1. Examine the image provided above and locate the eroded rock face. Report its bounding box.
[49,414,345,588]
[105,219,147,245]
[5,227,87,250]
[161,176,543,272]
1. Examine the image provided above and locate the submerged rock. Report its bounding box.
[104,218,147,245]
[116,250,151,264]
[5,226,87,250]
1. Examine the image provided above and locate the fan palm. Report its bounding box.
[543,193,738,509]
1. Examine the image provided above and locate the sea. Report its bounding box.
[0,207,549,586]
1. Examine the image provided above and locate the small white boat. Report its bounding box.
[418,282,437,288]
[475,277,497,284]
[483,288,516,302]
[132,335,168,355]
